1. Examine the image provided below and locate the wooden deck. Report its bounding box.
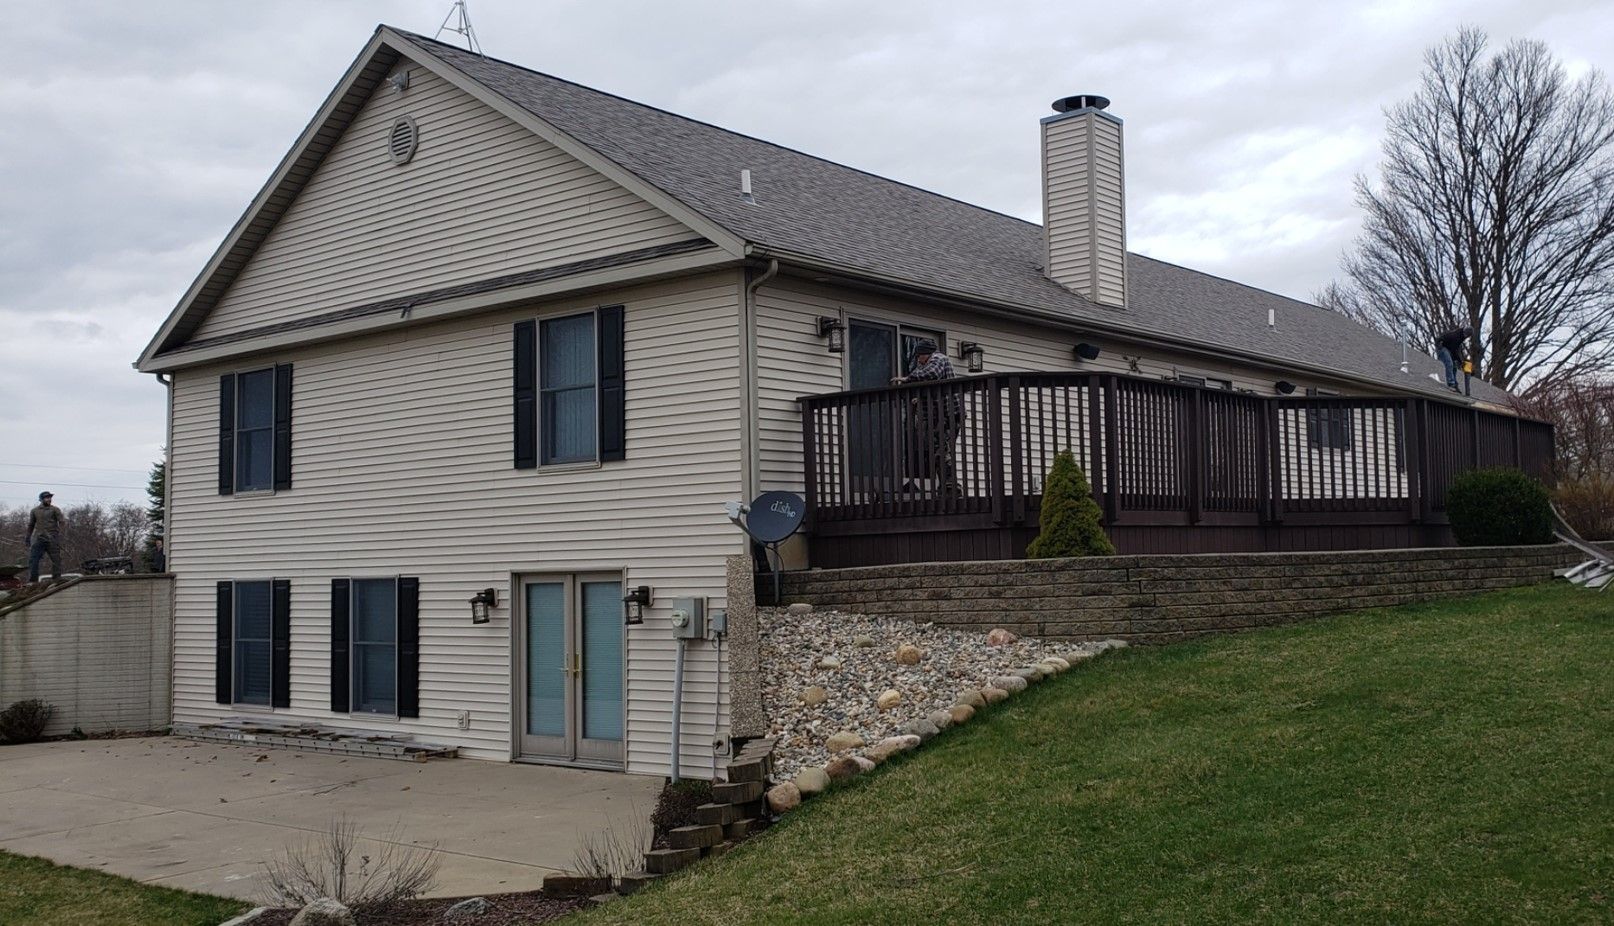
[798,373,1554,567]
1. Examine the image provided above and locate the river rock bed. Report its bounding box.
[760,605,1122,782]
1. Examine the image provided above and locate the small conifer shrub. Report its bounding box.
[1026,451,1116,558]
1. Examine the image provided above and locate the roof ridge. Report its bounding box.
[387,26,1046,232]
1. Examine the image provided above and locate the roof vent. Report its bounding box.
[1052,94,1111,113]
[387,116,419,165]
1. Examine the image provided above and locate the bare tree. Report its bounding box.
[1322,28,1614,390]
[1515,374,1614,479]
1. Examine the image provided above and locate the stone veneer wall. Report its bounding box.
[776,544,1603,644]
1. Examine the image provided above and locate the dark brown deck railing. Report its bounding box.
[799,373,1555,542]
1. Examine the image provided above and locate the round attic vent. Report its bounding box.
[387,116,419,165]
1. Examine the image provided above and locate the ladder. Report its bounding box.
[1553,505,1613,591]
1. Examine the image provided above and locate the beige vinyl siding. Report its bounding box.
[192,58,700,342]
[0,576,173,737]
[169,272,743,772]
[1042,112,1126,307]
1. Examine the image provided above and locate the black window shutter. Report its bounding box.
[330,579,351,713]
[598,304,626,462]
[514,321,537,469]
[273,364,293,491]
[215,581,233,704]
[271,579,291,709]
[397,577,421,719]
[218,375,236,495]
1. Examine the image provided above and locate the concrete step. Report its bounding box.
[694,801,743,826]
[643,847,701,875]
[617,871,660,895]
[666,824,724,850]
[711,780,763,804]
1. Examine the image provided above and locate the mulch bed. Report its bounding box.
[252,891,591,925]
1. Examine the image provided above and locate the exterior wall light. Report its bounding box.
[469,588,497,624]
[1074,342,1102,361]
[958,341,985,374]
[1275,380,1297,395]
[623,585,653,625]
[817,316,846,353]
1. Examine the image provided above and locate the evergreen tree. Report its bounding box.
[143,454,165,571]
[1025,451,1115,559]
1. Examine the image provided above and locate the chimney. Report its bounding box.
[1041,94,1126,308]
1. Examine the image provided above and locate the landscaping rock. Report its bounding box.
[895,644,925,665]
[766,782,802,813]
[982,686,1010,704]
[948,703,976,725]
[992,675,1029,693]
[824,757,861,782]
[956,688,986,709]
[903,717,941,741]
[816,655,843,670]
[444,897,491,920]
[853,634,877,648]
[794,766,830,795]
[787,603,814,615]
[290,899,355,926]
[799,686,828,706]
[852,756,877,772]
[825,731,864,753]
[1044,656,1071,671]
[927,709,954,731]
[876,689,903,711]
[1012,667,1042,682]
[985,628,1019,646]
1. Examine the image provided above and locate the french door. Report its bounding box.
[517,575,624,767]
[846,320,945,497]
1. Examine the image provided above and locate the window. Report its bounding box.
[847,319,945,389]
[351,578,398,715]
[1306,388,1354,451]
[540,313,598,464]
[233,581,272,706]
[1176,374,1233,390]
[235,369,274,491]
[219,364,291,494]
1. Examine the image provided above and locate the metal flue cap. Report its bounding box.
[1052,94,1111,113]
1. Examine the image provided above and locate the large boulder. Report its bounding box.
[981,687,1010,704]
[825,731,865,753]
[290,899,355,926]
[985,628,1018,646]
[444,897,491,920]
[926,709,954,731]
[766,782,802,814]
[894,644,925,665]
[904,717,942,741]
[948,703,976,725]
[794,766,831,796]
[876,689,903,711]
[786,603,814,615]
[824,757,861,782]
[992,675,1029,693]
[799,686,828,706]
[955,689,986,709]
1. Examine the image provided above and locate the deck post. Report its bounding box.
[1087,375,1104,511]
[1266,398,1284,523]
[1008,376,1025,524]
[988,377,1006,525]
[1404,398,1421,523]
[1103,376,1120,525]
[799,400,818,530]
[1188,388,1205,524]
[1255,395,1272,522]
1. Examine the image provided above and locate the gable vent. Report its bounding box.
[387,116,419,165]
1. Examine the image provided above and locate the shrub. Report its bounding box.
[651,779,712,844]
[262,816,440,910]
[0,699,54,744]
[1446,467,1554,546]
[1026,451,1115,558]
[1554,474,1614,540]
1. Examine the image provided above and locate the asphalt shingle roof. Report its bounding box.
[398,29,1505,404]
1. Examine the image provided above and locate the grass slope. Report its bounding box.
[582,583,1614,926]
[0,851,246,926]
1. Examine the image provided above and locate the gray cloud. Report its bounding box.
[2,0,1610,507]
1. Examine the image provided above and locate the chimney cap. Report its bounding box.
[1052,94,1111,113]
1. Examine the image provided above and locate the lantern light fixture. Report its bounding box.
[816,316,846,353]
[1074,342,1102,362]
[623,585,653,625]
[957,341,985,374]
[468,587,497,624]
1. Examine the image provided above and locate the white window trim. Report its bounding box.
[535,309,603,468]
[231,579,274,710]
[349,575,401,719]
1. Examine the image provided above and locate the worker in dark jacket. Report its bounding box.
[893,339,964,496]
[1435,326,1471,392]
[25,491,66,583]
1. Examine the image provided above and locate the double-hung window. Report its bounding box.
[540,313,598,465]
[1306,387,1354,451]
[219,364,292,494]
[351,579,399,716]
[233,581,273,706]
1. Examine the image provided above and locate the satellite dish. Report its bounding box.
[724,491,806,604]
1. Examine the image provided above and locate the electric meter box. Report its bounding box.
[669,598,706,640]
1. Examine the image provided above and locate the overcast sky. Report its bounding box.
[2,0,1610,510]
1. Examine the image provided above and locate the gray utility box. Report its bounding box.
[670,598,706,640]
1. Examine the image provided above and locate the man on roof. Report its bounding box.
[25,491,66,584]
[1435,324,1472,392]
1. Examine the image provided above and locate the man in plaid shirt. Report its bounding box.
[891,339,964,496]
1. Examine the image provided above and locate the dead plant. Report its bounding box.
[570,804,652,880]
[261,816,441,910]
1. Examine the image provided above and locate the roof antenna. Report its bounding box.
[434,0,483,55]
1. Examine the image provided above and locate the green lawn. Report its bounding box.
[0,852,246,926]
[581,583,1614,926]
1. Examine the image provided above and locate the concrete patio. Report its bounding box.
[0,736,662,902]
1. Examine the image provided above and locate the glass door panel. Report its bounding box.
[521,582,570,758]
[578,580,624,763]
[848,321,897,500]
